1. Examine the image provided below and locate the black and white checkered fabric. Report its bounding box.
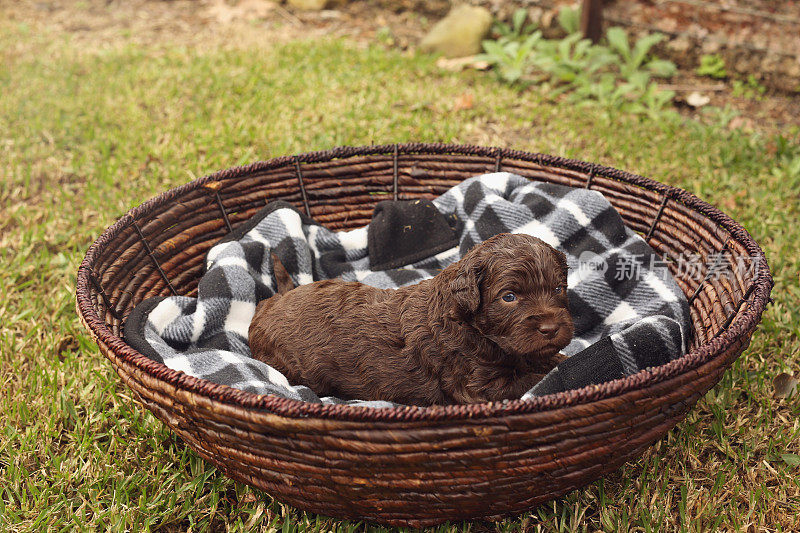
[124,173,690,407]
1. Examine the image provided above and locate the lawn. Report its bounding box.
[1,10,799,532]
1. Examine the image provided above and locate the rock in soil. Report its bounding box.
[419,4,492,58]
[288,0,329,11]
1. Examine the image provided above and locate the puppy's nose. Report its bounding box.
[538,322,560,338]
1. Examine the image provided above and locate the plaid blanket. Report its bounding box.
[124,173,690,408]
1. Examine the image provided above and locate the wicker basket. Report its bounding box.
[76,144,773,526]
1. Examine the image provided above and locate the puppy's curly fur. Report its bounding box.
[248,233,573,405]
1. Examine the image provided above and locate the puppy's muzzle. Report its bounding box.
[537,321,561,339]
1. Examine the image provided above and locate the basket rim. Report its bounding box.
[75,143,774,423]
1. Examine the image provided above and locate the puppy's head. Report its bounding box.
[448,233,573,363]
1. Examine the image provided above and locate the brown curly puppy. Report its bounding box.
[248,233,573,405]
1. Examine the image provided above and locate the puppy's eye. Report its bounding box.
[554,286,564,294]
[501,292,517,302]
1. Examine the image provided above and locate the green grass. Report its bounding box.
[1,15,799,532]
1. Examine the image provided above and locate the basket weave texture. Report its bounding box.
[76,144,773,526]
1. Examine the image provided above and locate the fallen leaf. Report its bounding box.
[720,196,737,211]
[317,10,343,20]
[728,116,754,131]
[686,91,710,108]
[436,56,490,71]
[55,335,79,361]
[781,453,800,467]
[240,491,258,503]
[453,92,474,111]
[773,372,798,398]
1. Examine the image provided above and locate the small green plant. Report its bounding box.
[772,154,800,188]
[622,73,677,118]
[569,70,675,118]
[479,14,677,117]
[569,72,627,108]
[479,31,543,85]
[479,9,542,85]
[696,54,727,79]
[605,27,676,80]
[493,8,536,44]
[375,26,394,47]
[701,104,741,129]
[732,75,766,100]
[534,33,615,85]
[557,5,581,35]
[770,134,800,189]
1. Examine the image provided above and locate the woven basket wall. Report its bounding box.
[76,144,773,526]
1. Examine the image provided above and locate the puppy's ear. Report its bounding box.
[448,251,483,320]
[555,249,570,278]
[553,248,568,270]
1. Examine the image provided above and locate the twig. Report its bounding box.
[658,0,800,25]
[274,4,302,27]
[659,83,727,92]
